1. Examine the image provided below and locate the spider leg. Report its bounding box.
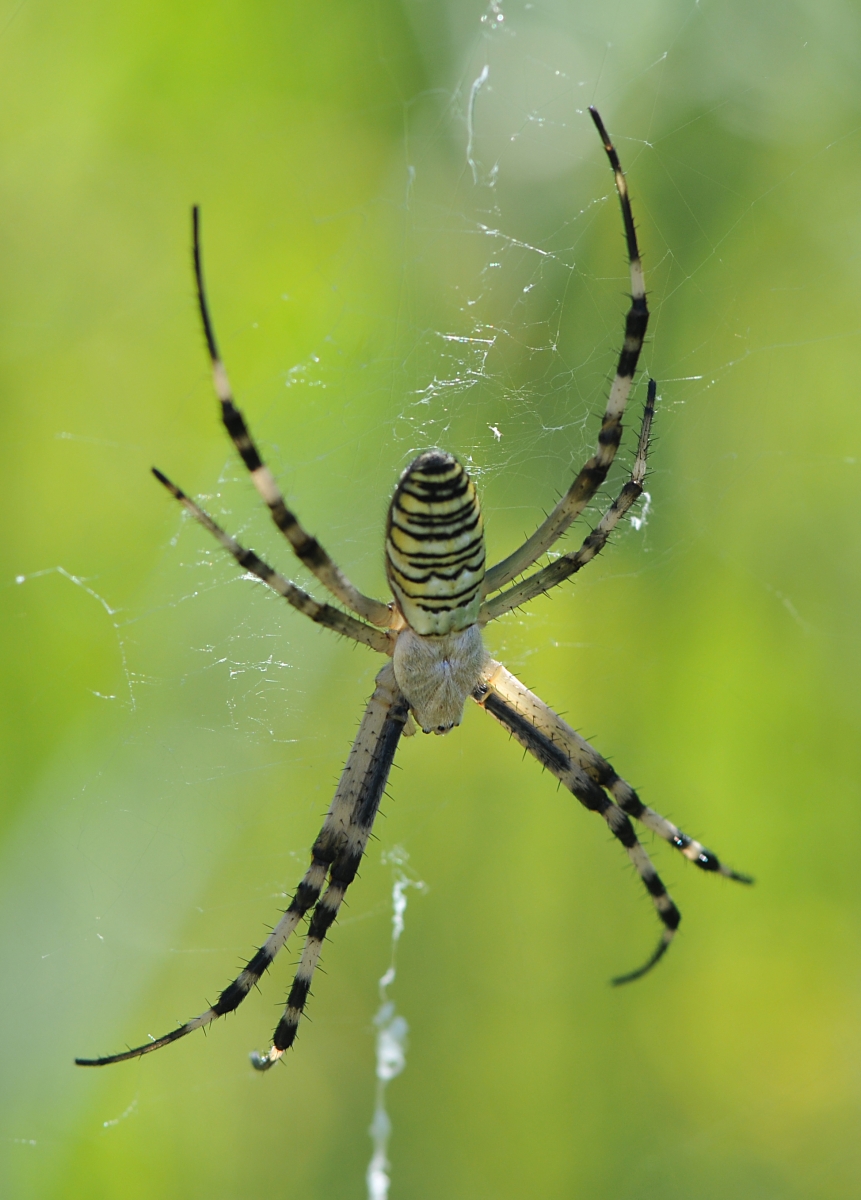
[483,108,648,597]
[151,468,391,655]
[250,666,410,1070]
[479,655,751,883]
[191,207,391,627]
[76,665,407,1068]
[605,778,753,885]
[481,380,655,623]
[473,661,679,985]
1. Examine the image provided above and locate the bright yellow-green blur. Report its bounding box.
[2,2,860,1197]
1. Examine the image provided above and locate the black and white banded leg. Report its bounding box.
[76,665,407,1067]
[192,206,391,628]
[481,379,656,624]
[483,661,753,884]
[151,469,391,655]
[482,106,649,598]
[606,779,753,884]
[251,667,409,1070]
[473,661,749,983]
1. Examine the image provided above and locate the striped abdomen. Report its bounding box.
[386,450,485,636]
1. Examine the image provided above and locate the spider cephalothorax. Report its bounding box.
[77,109,750,1074]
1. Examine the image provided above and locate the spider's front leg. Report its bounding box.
[473,661,751,984]
[483,108,649,596]
[191,206,391,627]
[481,380,656,624]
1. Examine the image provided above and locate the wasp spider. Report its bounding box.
[77,109,751,1073]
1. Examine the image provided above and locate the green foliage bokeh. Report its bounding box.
[2,2,860,1197]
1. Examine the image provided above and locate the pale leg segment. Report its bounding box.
[191,207,391,627]
[76,666,406,1068]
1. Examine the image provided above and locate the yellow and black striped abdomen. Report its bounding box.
[386,451,485,636]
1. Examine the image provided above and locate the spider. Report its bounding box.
[76,108,751,1073]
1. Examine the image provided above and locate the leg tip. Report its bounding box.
[728,869,755,885]
[610,930,673,986]
[249,1047,282,1072]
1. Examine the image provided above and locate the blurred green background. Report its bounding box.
[2,1,860,1197]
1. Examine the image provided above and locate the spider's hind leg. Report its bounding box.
[476,647,752,885]
[474,660,752,985]
[75,664,406,1070]
[607,777,753,885]
[251,664,409,1070]
[474,661,681,986]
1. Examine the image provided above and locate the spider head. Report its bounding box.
[392,625,487,735]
